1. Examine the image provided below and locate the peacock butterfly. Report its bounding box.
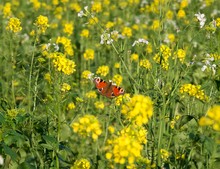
[93,77,125,98]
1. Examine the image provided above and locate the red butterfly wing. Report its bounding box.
[112,85,125,97]
[94,77,125,98]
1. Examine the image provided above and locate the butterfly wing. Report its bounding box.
[112,85,125,97]
[94,77,125,98]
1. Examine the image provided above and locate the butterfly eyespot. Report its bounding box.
[95,77,101,83]
[98,88,103,92]
[119,88,124,93]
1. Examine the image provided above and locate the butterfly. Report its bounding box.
[93,77,125,98]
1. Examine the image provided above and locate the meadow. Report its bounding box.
[0,0,220,168]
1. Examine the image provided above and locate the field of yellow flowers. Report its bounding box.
[0,0,220,168]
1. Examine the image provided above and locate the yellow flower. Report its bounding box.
[145,43,153,54]
[114,94,131,106]
[3,2,12,18]
[91,2,102,13]
[88,17,98,25]
[56,36,74,56]
[61,83,71,92]
[44,73,51,83]
[140,59,152,70]
[96,65,109,77]
[70,2,81,12]
[166,10,173,20]
[85,91,97,99]
[108,126,115,134]
[199,105,220,131]
[94,101,105,109]
[63,22,74,36]
[81,70,93,79]
[70,158,91,169]
[34,15,49,33]
[51,52,76,75]
[6,17,22,33]
[80,29,89,38]
[179,84,208,101]
[121,95,153,126]
[160,149,170,161]
[114,63,120,68]
[113,74,123,86]
[216,18,220,28]
[170,115,180,129]
[153,44,171,70]
[130,53,139,62]
[151,19,160,30]
[105,21,115,29]
[7,109,19,119]
[168,33,175,43]
[30,0,41,11]
[67,102,76,110]
[105,124,146,166]
[177,9,186,19]
[173,49,186,63]
[83,49,95,60]
[122,27,132,38]
[71,114,102,141]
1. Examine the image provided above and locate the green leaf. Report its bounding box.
[18,162,35,169]
[175,115,195,129]
[3,144,19,161]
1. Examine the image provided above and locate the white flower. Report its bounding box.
[78,10,85,17]
[0,155,4,165]
[100,33,113,45]
[132,38,149,47]
[195,12,206,28]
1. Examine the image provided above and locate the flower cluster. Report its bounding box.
[61,83,71,92]
[70,158,91,169]
[85,91,97,99]
[81,70,94,80]
[199,105,220,131]
[94,101,105,109]
[96,65,109,77]
[121,95,153,126]
[56,36,74,56]
[173,49,186,63]
[63,22,74,36]
[34,15,49,33]
[179,84,208,101]
[140,59,152,70]
[6,17,22,33]
[71,114,102,141]
[105,125,147,167]
[83,49,95,60]
[153,44,171,70]
[51,52,76,75]
[112,74,123,86]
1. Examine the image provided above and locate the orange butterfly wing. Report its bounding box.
[94,77,125,98]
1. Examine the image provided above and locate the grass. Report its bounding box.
[0,0,220,169]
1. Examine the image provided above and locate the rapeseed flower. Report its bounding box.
[6,17,22,33]
[130,53,139,62]
[121,95,153,126]
[80,29,90,38]
[160,149,170,161]
[67,102,76,110]
[44,73,51,83]
[153,44,171,70]
[34,15,49,33]
[179,84,208,101]
[70,158,90,169]
[122,27,132,38]
[112,74,122,86]
[94,101,105,109]
[3,2,12,18]
[71,114,102,141]
[61,83,71,92]
[91,2,102,13]
[114,94,131,106]
[105,124,146,166]
[70,2,81,12]
[140,59,152,70]
[173,49,186,63]
[56,36,74,56]
[177,9,186,19]
[85,91,97,99]
[83,49,95,60]
[96,65,109,77]
[51,52,76,75]
[63,22,74,36]
[81,70,94,80]
[216,18,220,27]
[199,105,220,131]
